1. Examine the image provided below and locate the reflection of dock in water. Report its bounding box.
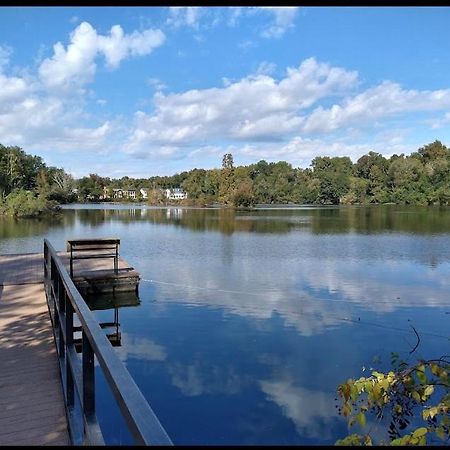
[60,238,141,351]
[73,291,141,350]
[58,238,140,296]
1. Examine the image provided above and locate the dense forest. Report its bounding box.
[76,140,450,207]
[1,140,449,216]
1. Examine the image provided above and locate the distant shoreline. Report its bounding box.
[59,202,433,210]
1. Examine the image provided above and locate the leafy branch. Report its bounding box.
[335,354,450,446]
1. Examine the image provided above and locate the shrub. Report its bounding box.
[0,189,59,217]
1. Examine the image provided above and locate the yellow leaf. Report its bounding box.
[429,407,438,419]
[357,412,366,428]
[412,427,428,438]
[424,385,434,397]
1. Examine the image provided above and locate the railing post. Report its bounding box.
[70,244,73,278]
[44,241,48,290]
[114,243,118,274]
[66,301,74,408]
[58,275,66,358]
[51,258,56,319]
[82,331,95,418]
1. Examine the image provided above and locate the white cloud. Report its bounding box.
[260,376,336,438]
[165,7,299,39]
[235,135,416,166]
[0,45,12,71]
[122,55,450,166]
[0,65,113,153]
[166,7,203,30]
[0,21,165,156]
[38,21,165,91]
[168,360,245,397]
[258,7,300,39]
[147,77,167,91]
[116,334,167,362]
[0,95,112,152]
[39,22,99,91]
[0,73,31,105]
[431,112,450,129]
[98,25,165,69]
[227,7,243,27]
[303,81,450,134]
[256,61,277,76]
[124,58,358,153]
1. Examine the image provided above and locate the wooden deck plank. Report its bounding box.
[0,265,69,446]
[0,252,43,285]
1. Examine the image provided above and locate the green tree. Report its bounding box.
[219,154,235,205]
[311,156,353,204]
[341,176,370,204]
[415,140,449,163]
[388,156,428,205]
[77,173,106,201]
[222,153,234,169]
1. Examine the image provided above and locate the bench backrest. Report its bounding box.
[67,239,120,253]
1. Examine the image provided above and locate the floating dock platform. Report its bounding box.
[58,252,140,296]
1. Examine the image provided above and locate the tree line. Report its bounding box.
[1,140,449,216]
[0,144,75,216]
[76,140,450,206]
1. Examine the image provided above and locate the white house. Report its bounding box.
[123,189,137,199]
[112,188,123,199]
[165,188,188,200]
[140,188,149,199]
[112,188,136,199]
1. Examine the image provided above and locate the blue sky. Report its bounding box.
[1,6,450,178]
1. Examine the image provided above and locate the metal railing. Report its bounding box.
[43,239,173,446]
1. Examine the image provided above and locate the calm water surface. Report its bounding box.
[1,205,449,445]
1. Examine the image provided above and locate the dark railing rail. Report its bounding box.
[43,239,173,446]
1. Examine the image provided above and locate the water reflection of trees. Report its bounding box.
[310,205,450,234]
[0,213,67,239]
[1,206,449,239]
[69,205,450,236]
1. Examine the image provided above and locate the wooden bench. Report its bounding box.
[66,238,120,277]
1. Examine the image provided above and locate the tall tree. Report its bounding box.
[222,153,234,169]
[219,153,235,205]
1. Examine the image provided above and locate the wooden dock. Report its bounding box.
[0,250,139,445]
[58,252,140,295]
[0,253,69,446]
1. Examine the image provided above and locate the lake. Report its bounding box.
[1,204,449,445]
